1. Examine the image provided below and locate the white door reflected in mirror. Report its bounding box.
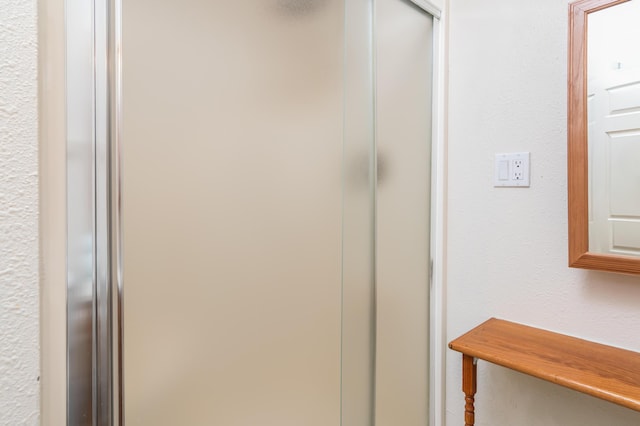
[587,0,640,256]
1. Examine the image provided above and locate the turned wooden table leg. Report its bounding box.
[462,354,477,426]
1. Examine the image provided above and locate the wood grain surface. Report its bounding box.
[449,318,640,412]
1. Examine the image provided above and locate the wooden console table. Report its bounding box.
[449,318,640,426]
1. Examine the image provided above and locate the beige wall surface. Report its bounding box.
[446,0,640,425]
[0,0,40,424]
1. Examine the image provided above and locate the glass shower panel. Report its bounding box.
[375,0,433,425]
[121,1,346,425]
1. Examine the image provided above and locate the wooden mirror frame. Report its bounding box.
[568,0,640,274]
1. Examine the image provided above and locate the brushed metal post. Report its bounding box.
[108,0,124,422]
[66,0,96,423]
[67,0,115,423]
[95,0,114,423]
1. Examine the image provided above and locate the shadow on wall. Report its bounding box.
[581,270,640,311]
[480,366,640,426]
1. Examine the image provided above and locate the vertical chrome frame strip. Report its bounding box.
[109,0,124,422]
[95,0,114,422]
[429,7,447,426]
[66,0,96,423]
[67,0,115,422]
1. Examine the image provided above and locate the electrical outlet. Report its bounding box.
[494,152,530,187]
[512,159,524,180]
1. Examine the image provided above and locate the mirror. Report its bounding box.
[568,0,640,274]
[587,0,640,258]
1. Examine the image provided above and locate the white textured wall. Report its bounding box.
[0,0,40,424]
[446,0,640,425]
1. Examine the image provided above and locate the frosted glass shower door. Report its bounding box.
[375,1,433,425]
[121,1,348,425]
[117,0,434,424]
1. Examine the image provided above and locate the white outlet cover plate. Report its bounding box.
[494,152,530,187]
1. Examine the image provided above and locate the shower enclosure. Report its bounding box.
[66,0,441,424]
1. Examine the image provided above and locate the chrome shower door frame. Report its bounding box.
[65,0,445,424]
[66,0,120,423]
